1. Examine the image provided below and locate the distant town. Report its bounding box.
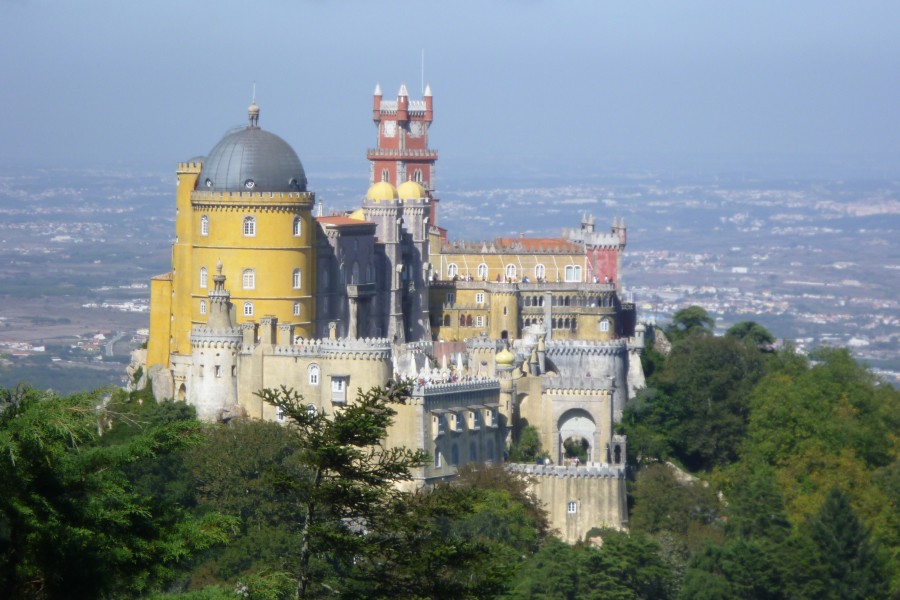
[1,166,897,391]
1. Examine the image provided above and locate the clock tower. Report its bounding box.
[368,83,438,192]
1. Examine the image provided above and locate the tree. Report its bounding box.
[800,488,889,600]
[509,424,545,463]
[665,306,714,343]
[257,380,427,599]
[0,386,233,599]
[725,321,774,348]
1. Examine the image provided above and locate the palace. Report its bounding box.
[143,84,646,541]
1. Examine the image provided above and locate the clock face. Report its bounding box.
[409,121,424,137]
[383,120,397,138]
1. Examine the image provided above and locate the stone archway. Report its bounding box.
[558,408,597,464]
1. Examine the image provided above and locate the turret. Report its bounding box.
[373,83,382,121]
[397,83,409,121]
[424,83,433,121]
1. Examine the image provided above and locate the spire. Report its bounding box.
[398,83,409,97]
[374,82,382,96]
[424,83,432,97]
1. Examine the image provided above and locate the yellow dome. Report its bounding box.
[496,347,515,366]
[397,180,427,201]
[366,181,398,202]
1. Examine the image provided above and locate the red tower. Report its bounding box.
[368,83,438,191]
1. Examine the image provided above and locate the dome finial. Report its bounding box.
[248,82,260,128]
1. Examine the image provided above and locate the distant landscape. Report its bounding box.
[1,163,897,392]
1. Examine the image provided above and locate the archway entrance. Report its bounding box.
[558,409,596,465]
[177,383,186,401]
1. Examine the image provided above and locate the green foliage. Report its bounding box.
[725,320,775,347]
[257,380,428,599]
[664,306,714,343]
[509,424,546,463]
[504,533,676,600]
[0,385,233,599]
[622,335,767,471]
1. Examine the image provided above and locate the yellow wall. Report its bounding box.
[147,274,173,367]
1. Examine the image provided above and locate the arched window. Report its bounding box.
[293,301,301,316]
[199,267,208,289]
[365,263,375,283]
[466,315,473,327]
[292,268,302,289]
[308,363,320,386]
[535,263,545,280]
[459,314,466,327]
[243,216,256,237]
[565,264,582,282]
[443,314,451,327]
[477,263,488,280]
[242,269,255,290]
[200,215,209,236]
[351,262,360,284]
[447,263,458,279]
[505,264,516,280]
[243,301,254,316]
[381,168,389,182]
[199,300,207,315]
[293,216,302,237]
[434,450,443,468]
[413,168,423,183]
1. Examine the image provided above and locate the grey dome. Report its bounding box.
[198,125,307,193]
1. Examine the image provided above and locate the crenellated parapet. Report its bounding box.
[544,339,628,356]
[412,378,500,397]
[270,337,392,361]
[506,463,625,479]
[191,190,315,210]
[466,337,505,352]
[440,239,580,254]
[190,326,242,348]
[541,378,614,393]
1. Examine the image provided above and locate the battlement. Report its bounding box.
[191,190,316,208]
[561,227,624,249]
[544,339,628,356]
[367,148,439,159]
[506,463,625,479]
[263,337,393,360]
[412,378,500,397]
[466,337,505,351]
[177,161,203,172]
[190,325,242,347]
[541,377,615,393]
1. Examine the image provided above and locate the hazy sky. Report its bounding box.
[1,1,898,178]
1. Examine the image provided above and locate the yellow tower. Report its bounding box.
[148,102,316,369]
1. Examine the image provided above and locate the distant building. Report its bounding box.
[144,84,646,541]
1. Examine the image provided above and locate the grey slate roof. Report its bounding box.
[197,126,307,193]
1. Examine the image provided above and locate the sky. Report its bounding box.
[1,0,898,179]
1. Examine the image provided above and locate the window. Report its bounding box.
[199,300,207,315]
[276,407,285,422]
[307,404,317,418]
[214,365,222,378]
[200,215,209,236]
[472,410,482,429]
[293,216,302,237]
[567,501,578,514]
[331,376,348,404]
[442,314,451,327]
[243,216,256,237]
[477,263,488,280]
[413,168,423,183]
[242,269,255,290]
[434,450,442,468]
[565,265,582,282]
[366,263,375,283]
[505,264,516,280]
[243,301,254,316]
[308,364,320,386]
[475,292,485,304]
[381,168,389,182]
[445,292,455,305]
[292,268,302,289]
[475,315,485,328]
[535,263,545,280]
[451,444,459,466]
[199,267,208,289]
[600,319,610,333]
[447,263,458,279]
[293,301,301,317]
[469,442,477,462]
